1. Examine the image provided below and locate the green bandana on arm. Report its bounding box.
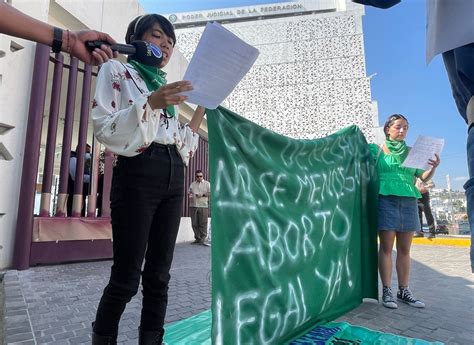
[129,59,176,117]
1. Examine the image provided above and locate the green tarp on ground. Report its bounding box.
[164,310,212,345]
[290,322,444,344]
[164,310,444,345]
[206,107,379,344]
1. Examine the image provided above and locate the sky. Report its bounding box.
[140,0,469,191]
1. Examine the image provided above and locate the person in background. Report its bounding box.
[415,178,436,238]
[188,170,211,245]
[0,2,116,65]
[67,144,91,217]
[369,114,440,310]
[91,13,206,344]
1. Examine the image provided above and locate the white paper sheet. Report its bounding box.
[402,135,444,170]
[181,22,260,109]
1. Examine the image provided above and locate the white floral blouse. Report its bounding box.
[91,59,199,166]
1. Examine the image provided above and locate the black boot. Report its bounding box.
[91,332,117,345]
[91,322,117,345]
[138,328,165,345]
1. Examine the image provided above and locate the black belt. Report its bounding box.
[118,142,178,159]
[146,142,179,155]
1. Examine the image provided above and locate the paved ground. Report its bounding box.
[2,242,473,344]
[336,244,473,345]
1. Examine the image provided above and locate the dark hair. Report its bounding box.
[195,170,203,175]
[383,113,409,137]
[125,14,176,46]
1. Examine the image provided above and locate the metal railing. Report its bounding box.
[13,44,209,269]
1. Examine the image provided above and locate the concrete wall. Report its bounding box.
[178,218,196,243]
[0,0,50,269]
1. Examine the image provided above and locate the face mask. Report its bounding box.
[85,153,91,160]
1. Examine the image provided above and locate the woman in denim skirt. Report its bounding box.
[369,114,440,310]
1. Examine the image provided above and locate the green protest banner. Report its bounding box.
[207,107,379,344]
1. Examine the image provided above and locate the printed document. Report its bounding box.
[181,22,259,109]
[402,136,444,170]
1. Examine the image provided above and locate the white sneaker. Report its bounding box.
[397,286,425,308]
[382,286,398,309]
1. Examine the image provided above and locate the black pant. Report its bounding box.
[418,192,435,233]
[93,143,184,336]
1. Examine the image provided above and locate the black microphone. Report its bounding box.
[86,40,163,66]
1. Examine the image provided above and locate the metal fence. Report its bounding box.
[13,44,209,269]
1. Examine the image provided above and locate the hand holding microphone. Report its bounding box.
[88,40,193,109]
[74,31,117,65]
[86,40,163,66]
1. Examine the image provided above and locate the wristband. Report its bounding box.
[52,27,63,53]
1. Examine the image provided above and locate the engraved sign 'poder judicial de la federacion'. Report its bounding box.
[168,1,325,25]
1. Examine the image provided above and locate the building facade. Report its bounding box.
[168,0,380,141]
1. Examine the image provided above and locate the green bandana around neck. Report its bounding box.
[129,59,176,117]
[385,139,408,156]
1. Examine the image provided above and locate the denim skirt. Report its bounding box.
[377,195,420,232]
